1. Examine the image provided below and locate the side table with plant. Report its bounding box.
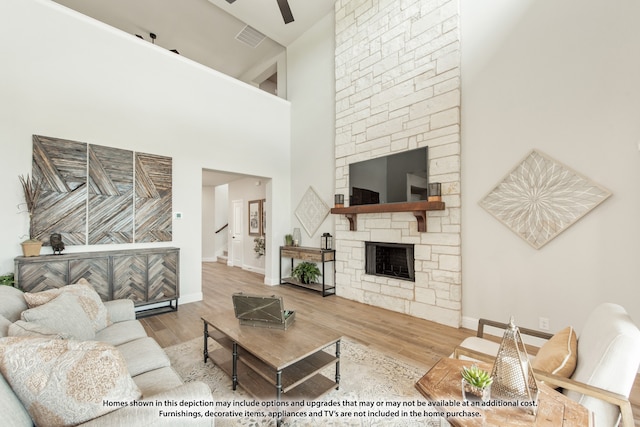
[292,261,321,284]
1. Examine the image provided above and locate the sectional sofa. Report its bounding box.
[0,282,213,426]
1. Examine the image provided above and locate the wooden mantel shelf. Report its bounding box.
[330,201,445,232]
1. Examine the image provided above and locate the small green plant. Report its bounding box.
[284,234,293,246]
[0,273,15,287]
[292,261,321,284]
[461,365,493,389]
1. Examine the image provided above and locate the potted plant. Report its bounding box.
[0,273,14,286]
[461,364,493,401]
[292,261,321,284]
[284,234,293,246]
[19,174,43,257]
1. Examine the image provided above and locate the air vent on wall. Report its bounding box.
[235,25,266,48]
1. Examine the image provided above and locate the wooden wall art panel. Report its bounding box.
[135,153,172,242]
[30,136,173,246]
[88,144,134,244]
[32,135,87,245]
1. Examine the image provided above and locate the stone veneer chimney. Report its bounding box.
[334,0,461,327]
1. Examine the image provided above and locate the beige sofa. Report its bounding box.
[0,284,213,426]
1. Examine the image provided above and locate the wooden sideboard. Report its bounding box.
[14,247,179,317]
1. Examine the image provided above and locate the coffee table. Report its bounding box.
[415,358,592,427]
[202,310,341,425]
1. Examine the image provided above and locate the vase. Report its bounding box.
[462,379,491,402]
[21,240,42,257]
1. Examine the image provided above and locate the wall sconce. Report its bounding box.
[321,232,333,250]
[428,183,441,202]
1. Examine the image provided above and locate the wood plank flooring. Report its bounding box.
[140,262,640,426]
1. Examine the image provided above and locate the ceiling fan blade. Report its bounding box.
[276,0,294,24]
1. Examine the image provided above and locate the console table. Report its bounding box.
[202,310,341,426]
[279,246,336,296]
[14,247,179,317]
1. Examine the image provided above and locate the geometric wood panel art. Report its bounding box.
[295,186,330,237]
[479,149,611,249]
[32,135,88,245]
[30,135,173,246]
[88,144,134,244]
[135,153,172,242]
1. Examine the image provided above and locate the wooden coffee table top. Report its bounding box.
[202,309,341,371]
[415,358,592,427]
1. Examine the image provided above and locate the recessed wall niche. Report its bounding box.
[31,135,172,245]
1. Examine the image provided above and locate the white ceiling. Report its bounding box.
[52,0,335,79]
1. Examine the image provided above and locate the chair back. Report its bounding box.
[565,303,640,427]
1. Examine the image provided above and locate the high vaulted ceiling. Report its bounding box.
[52,0,335,79]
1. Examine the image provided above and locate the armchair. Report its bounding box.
[453,303,640,427]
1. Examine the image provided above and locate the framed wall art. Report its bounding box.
[248,199,262,236]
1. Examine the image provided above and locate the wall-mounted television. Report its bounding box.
[348,147,428,206]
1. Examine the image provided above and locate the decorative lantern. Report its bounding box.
[490,317,539,413]
[292,228,301,247]
[334,194,344,208]
[321,233,333,250]
[428,183,442,202]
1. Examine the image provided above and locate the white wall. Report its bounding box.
[0,0,291,301]
[461,0,640,331]
[287,12,336,248]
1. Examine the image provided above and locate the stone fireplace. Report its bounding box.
[333,0,462,327]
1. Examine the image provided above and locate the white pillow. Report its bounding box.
[21,293,95,340]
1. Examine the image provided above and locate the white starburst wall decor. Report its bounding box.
[479,150,611,249]
[295,186,330,237]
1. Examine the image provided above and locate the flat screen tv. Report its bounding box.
[348,147,428,206]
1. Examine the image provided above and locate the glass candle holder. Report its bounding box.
[428,182,441,202]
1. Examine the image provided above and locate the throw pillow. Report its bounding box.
[531,326,578,377]
[24,278,111,331]
[8,320,70,339]
[0,336,141,426]
[21,293,96,341]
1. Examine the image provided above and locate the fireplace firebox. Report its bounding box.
[365,242,415,281]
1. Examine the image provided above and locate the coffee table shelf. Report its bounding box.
[208,332,338,394]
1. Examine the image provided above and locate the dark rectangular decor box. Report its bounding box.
[232,293,295,330]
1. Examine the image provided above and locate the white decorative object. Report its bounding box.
[479,150,611,249]
[295,187,330,237]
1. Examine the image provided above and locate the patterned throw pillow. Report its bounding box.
[0,337,141,426]
[24,278,111,331]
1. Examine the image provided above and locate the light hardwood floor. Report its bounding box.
[140,261,640,425]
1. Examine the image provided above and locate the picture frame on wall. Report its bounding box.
[248,200,262,236]
[262,198,266,236]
